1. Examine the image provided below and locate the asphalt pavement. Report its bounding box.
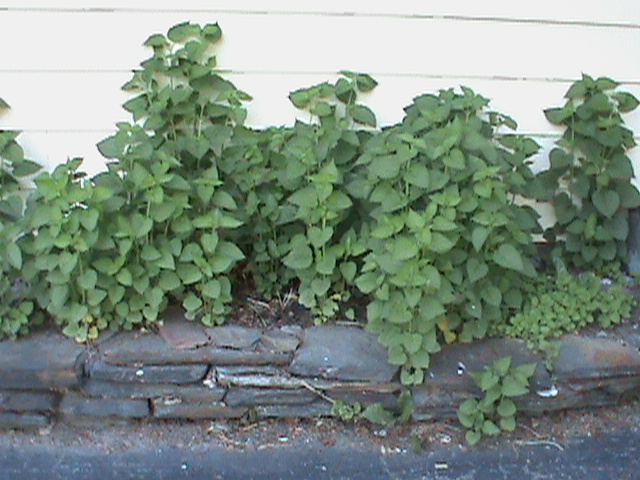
[1,428,638,480]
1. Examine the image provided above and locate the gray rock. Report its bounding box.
[424,338,552,392]
[553,335,640,392]
[328,384,401,411]
[225,387,317,407]
[255,402,332,419]
[516,388,621,414]
[88,361,209,385]
[0,412,50,430]
[158,306,210,350]
[410,386,471,421]
[206,326,260,349]
[289,326,398,382]
[0,330,84,389]
[627,208,640,274]
[0,391,58,412]
[81,380,226,402]
[99,331,290,366]
[260,329,301,353]
[60,393,149,419]
[151,399,247,419]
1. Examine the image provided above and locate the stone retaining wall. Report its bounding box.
[1,316,639,429]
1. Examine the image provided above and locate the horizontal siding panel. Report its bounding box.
[1,12,639,82]
[3,1,640,24]
[1,72,638,134]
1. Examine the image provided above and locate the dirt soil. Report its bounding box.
[1,399,638,454]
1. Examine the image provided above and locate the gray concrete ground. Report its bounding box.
[1,427,638,480]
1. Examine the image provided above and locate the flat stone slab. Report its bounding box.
[81,380,226,402]
[151,399,247,419]
[260,329,301,353]
[60,393,149,419]
[88,361,209,385]
[0,391,58,412]
[554,335,640,380]
[289,326,398,382]
[206,326,260,349]
[328,384,401,411]
[0,412,50,430]
[99,332,290,366]
[255,402,332,419]
[158,306,210,350]
[225,387,317,407]
[0,330,84,389]
[424,338,552,393]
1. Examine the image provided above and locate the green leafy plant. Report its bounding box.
[92,22,248,330]
[492,259,635,356]
[532,74,640,270]
[331,399,363,422]
[458,356,537,445]
[0,98,44,339]
[331,390,413,425]
[353,88,542,384]
[271,72,376,322]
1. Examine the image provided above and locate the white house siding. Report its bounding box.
[1,0,639,208]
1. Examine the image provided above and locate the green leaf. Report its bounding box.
[87,288,108,307]
[283,243,313,270]
[50,285,69,308]
[159,271,181,291]
[607,155,634,179]
[289,89,310,109]
[421,296,445,321]
[616,182,640,208]
[348,105,376,127]
[429,232,455,254]
[11,159,43,177]
[465,430,482,446]
[202,23,222,42]
[167,22,200,42]
[499,416,517,432]
[471,227,490,251]
[183,293,203,312]
[116,268,133,286]
[5,243,22,269]
[614,91,640,113]
[493,244,523,272]
[144,33,169,48]
[288,186,318,208]
[176,263,203,285]
[405,164,430,189]
[369,155,401,179]
[514,362,537,381]
[482,420,501,436]
[443,149,466,170]
[466,258,488,283]
[502,375,529,397]
[362,403,395,426]
[339,261,357,283]
[355,272,380,294]
[592,189,620,218]
[201,279,221,299]
[595,76,619,91]
[481,286,502,307]
[388,345,408,365]
[544,106,573,124]
[335,78,356,104]
[77,269,98,291]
